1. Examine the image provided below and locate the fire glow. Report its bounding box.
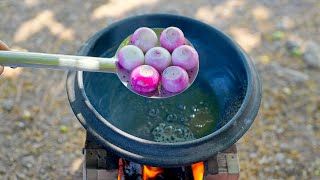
[192,161,205,180]
[117,158,205,179]
[118,159,125,180]
[143,166,163,180]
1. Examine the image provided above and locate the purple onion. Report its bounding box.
[160,27,185,53]
[130,27,158,53]
[145,47,171,72]
[172,45,198,70]
[117,45,144,71]
[162,66,189,93]
[130,65,160,92]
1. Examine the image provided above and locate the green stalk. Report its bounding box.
[0,51,117,72]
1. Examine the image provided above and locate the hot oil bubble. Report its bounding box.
[199,101,209,107]
[152,122,195,143]
[147,121,153,127]
[180,116,188,123]
[148,108,159,117]
[178,104,186,110]
[166,114,177,122]
[98,75,221,142]
[189,111,216,138]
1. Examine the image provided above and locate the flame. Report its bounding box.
[143,166,163,180]
[118,159,125,180]
[191,162,204,180]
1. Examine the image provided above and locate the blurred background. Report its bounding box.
[0,0,319,179]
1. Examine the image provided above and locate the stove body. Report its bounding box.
[83,133,239,180]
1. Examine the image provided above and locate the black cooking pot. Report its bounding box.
[66,14,261,167]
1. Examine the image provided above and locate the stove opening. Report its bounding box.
[117,158,204,180]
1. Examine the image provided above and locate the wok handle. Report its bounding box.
[0,51,117,73]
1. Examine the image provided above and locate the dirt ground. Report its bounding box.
[0,0,319,179]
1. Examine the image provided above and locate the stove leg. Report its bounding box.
[83,133,119,180]
[205,144,240,180]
